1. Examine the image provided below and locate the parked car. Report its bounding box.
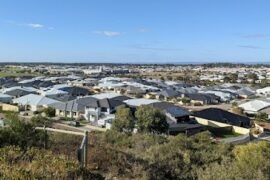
[69,121,80,127]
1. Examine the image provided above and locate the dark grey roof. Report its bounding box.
[59,86,90,96]
[51,94,77,102]
[177,87,198,94]
[126,86,145,93]
[111,95,131,102]
[36,81,56,88]
[166,106,190,117]
[204,93,221,100]
[237,88,254,96]
[50,96,125,112]
[160,89,181,97]
[185,93,218,103]
[193,108,251,128]
[1,81,19,88]
[50,96,98,112]
[5,89,36,97]
[173,83,195,88]
[20,80,43,87]
[98,98,125,109]
[149,102,190,118]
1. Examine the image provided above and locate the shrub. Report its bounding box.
[43,107,56,117]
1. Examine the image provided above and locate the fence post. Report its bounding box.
[83,131,88,168]
[43,125,48,149]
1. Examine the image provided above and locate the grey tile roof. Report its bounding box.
[50,96,125,112]
[149,102,190,118]
[159,89,181,97]
[237,88,254,96]
[50,96,98,112]
[5,89,37,97]
[193,108,251,128]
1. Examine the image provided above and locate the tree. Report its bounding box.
[232,141,270,179]
[232,101,238,107]
[176,76,184,81]
[112,107,135,133]
[43,107,56,117]
[223,76,232,83]
[135,106,169,134]
[181,97,191,104]
[197,141,270,180]
[31,115,51,127]
[0,112,44,149]
[0,146,98,179]
[247,73,258,83]
[167,76,173,81]
[231,107,244,115]
[255,112,268,122]
[229,73,238,83]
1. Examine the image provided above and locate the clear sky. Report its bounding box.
[0,0,270,63]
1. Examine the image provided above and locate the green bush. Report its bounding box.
[0,146,100,179]
[43,107,56,117]
[135,106,169,134]
[0,113,45,149]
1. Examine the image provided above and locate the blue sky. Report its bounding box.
[0,0,270,63]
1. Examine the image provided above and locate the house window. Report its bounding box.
[101,107,107,112]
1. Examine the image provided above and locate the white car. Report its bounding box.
[97,117,114,128]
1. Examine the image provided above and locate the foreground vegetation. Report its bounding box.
[0,112,270,179]
[84,131,270,179]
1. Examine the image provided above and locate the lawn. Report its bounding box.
[0,72,34,77]
[205,126,242,138]
[0,67,41,77]
[211,131,242,138]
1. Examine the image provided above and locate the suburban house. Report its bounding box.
[177,87,198,94]
[148,102,204,135]
[50,94,77,102]
[91,92,128,100]
[1,86,38,98]
[184,93,220,105]
[58,86,90,97]
[237,88,255,99]
[124,98,160,108]
[35,81,56,89]
[256,87,270,96]
[125,86,145,97]
[192,108,251,136]
[50,96,99,119]
[157,89,182,101]
[0,93,13,103]
[200,90,235,102]
[40,88,68,98]
[193,108,251,128]
[50,96,125,121]
[13,94,60,111]
[239,99,270,115]
[68,78,98,87]
[84,98,125,122]
[148,102,190,123]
